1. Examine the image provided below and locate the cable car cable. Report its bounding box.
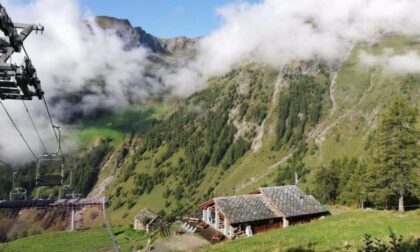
[42,96,59,144]
[22,100,48,153]
[42,95,64,157]
[22,46,67,187]
[21,45,55,154]
[0,100,38,160]
[0,159,12,169]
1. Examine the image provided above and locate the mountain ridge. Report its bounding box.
[95,16,198,55]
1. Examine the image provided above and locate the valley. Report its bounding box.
[0,1,419,251]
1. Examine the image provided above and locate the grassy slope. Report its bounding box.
[0,229,113,252]
[5,209,418,252]
[199,209,420,252]
[77,104,172,148]
[318,35,420,164]
[107,63,283,224]
[103,36,419,226]
[0,227,148,252]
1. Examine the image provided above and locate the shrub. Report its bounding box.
[358,231,420,252]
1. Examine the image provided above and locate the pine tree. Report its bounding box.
[372,97,418,212]
[314,163,339,204]
[339,160,369,208]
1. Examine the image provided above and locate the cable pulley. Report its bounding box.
[0,3,44,100]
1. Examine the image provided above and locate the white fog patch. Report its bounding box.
[168,0,420,91]
[0,0,152,164]
[360,49,420,74]
[3,0,420,163]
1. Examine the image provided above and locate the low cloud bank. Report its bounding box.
[2,0,420,163]
[170,0,420,90]
[360,49,420,74]
[1,0,152,164]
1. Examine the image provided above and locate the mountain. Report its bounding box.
[0,17,418,228]
[95,16,197,55]
[80,33,418,224]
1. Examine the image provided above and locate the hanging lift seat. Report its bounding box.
[36,174,63,187]
[36,153,65,186]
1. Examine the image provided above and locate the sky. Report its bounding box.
[79,0,260,38]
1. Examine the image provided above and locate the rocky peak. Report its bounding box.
[159,36,198,54]
[94,16,196,55]
[134,26,168,54]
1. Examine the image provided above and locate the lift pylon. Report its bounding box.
[0,3,44,100]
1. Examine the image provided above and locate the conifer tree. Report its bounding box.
[314,163,339,203]
[372,97,418,212]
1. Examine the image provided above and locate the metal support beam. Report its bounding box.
[215,207,220,230]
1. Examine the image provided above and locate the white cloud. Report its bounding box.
[360,49,420,74]
[168,0,420,90]
[3,0,420,163]
[386,51,420,73]
[0,0,152,164]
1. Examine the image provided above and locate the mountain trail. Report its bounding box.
[231,153,292,194]
[312,69,378,146]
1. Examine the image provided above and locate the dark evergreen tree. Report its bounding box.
[339,160,369,208]
[371,97,418,212]
[314,163,339,203]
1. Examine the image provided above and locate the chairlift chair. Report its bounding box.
[58,171,81,199]
[9,187,27,200]
[36,153,64,186]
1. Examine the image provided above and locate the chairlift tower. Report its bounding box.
[9,171,27,200]
[0,3,44,100]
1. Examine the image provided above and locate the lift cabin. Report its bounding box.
[36,153,65,186]
[0,3,44,100]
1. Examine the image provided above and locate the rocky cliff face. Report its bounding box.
[95,16,197,55]
[159,36,198,54]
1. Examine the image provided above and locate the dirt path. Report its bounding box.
[150,234,209,252]
[311,68,378,146]
[231,153,292,193]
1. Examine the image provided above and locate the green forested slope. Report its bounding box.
[99,36,419,225]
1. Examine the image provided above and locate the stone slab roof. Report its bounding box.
[134,208,158,222]
[214,194,280,224]
[260,185,328,217]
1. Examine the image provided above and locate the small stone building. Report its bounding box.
[133,208,160,233]
[199,185,329,238]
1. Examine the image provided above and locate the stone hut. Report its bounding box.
[199,185,329,238]
[133,208,160,233]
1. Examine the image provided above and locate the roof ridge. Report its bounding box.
[259,185,298,190]
[214,194,263,200]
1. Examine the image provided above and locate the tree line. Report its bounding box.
[314,98,418,211]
